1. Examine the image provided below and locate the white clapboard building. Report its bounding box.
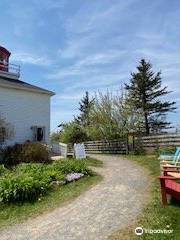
[0,46,55,145]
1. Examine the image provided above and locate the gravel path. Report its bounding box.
[0,155,150,240]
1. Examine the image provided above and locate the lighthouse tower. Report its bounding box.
[0,46,11,72]
[0,46,20,79]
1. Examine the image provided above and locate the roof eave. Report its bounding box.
[0,81,55,96]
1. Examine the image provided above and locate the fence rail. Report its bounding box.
[65,133,180,156]
[67,138,127,155]
[136,133,180,149]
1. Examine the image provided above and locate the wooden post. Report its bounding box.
[126,134,129,155]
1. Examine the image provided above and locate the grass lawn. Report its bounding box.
[109,155,180,240]
[0,157,103,229]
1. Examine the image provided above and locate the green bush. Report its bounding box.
[0,173,50,202]
[132,136,146,155]
[0,159,92,203]
[2,142,50,166]
[50,160,93,175]
[15,163,65,182]
[132,148,146,155]
[129,146,146,155]
[15,163,44,174]
[0,164,8,176]
[0,163,65,203]
[156,146,176,155]
[60,122,89,144]
[2,144,22,166]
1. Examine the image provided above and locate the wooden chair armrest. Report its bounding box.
[164,169,180,173]
[163,169,180,176]
[162,165,180,170]
[160,160,180,164]
[158,176,180,180]
[163,165,180,169]
[160,159,173,162]
[160,161,173,165]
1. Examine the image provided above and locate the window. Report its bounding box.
[37,127,44,141]
[31,126,45,142]
[0,127,6,143]
[0,54,3,62]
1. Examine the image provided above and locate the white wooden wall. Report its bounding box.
[0,86,51,145]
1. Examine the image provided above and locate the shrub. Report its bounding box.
[0,164,8,176]
[2,142,50,166]
[21,143,50,163]
[0,173,50,202]
[0,163,65,203]
[2,144,22,166]
[50,160,93,175]
[15,163,44,174]
[60,122,89,144]
[15,163,65,182]
[0,160,92,203]
[154,146,176,156]
[130,148,146,155]
[132,136,146,155]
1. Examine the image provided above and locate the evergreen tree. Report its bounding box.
[75,91,94,126]
[125,59,176,135]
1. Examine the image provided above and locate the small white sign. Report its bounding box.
[59,142,68,158]
[74,143,86,159]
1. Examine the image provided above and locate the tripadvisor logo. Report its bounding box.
[135,226,173,235]
[135,227,143,236]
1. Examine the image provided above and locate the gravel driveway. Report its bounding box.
[0,155,150,240]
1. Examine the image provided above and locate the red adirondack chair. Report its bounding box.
[158,171,180,206]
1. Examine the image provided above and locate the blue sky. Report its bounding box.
[0,0,180,131]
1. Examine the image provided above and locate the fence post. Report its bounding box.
[126,134,129,155]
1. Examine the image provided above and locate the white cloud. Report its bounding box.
[65,0,137,35]
[32,0,65,11]
[48,50,126,79]
[58,36,95,59]
[77,50,126,66]
[68,73,127,90]
[11,52,52,66]
[54,92,85,101]
[59,0,137,60]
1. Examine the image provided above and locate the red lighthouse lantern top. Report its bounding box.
[0,46,11,72]
[0,46,20,78]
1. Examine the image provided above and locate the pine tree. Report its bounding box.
[125,59,176,135]
[75,91,94,126]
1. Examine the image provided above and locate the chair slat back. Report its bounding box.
[173,147,180,164]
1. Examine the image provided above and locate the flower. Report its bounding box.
[65,173,84,182]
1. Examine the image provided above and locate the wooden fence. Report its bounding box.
[66,133,180,156]
[135,133,180,151]
[67,138,128,155]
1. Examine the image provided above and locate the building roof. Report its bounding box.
[0,75,55,96]
[0,46,11,57]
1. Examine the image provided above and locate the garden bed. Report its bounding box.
[0,158,102,228]
[0,159,93,203]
